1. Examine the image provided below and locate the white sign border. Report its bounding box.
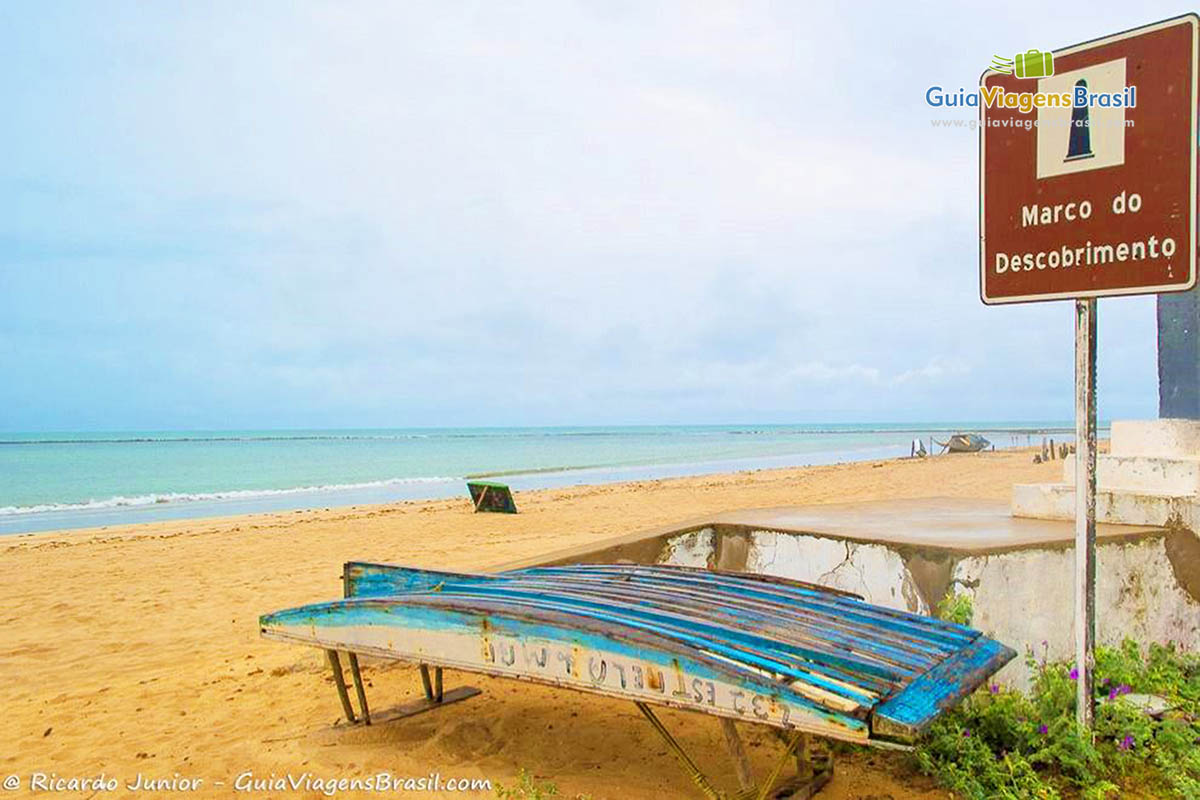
[979,13,1199,305]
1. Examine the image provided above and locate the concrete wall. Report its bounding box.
[651,526,1200,689]
[956,536,1200,688]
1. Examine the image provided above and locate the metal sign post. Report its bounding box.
[979,14,1199,732]
[1074,299,1097,730]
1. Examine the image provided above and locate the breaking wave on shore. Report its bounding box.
[0,475,458,516]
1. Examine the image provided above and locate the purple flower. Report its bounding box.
[1102,677,1111,686]
[1069,668,1080,680]
[1119,734,1135,751]
[1108,687,1119,701]
[1038,724,1049,735]
[1119,684,1132,696]
[989,683,1000,694]
[962,729,972,738]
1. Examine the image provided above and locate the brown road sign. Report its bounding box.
[980,15,1198,304]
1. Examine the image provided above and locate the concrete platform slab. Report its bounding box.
[1018,419,1200,527]
[499,497,1162,570]
[1013,481,1196,527]
[707,497,1161,553]
[494,497,1196,689]
[1063,454,1200,495]
[1113,418,1200,457]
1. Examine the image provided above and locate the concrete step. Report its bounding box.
[1112,419,1200,457]
[1012,482,1194,527]
[1062,454,1200,495]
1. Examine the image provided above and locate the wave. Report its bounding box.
[0,434,438,445]
[0,476,459,517]
[0,424,1088,446]
[465,463,612,479]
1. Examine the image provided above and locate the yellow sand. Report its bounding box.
[0,451,1060,799]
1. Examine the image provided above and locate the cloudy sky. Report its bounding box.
[0,2,1186,430]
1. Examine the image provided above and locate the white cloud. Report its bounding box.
[0,1,1169,428]
[893,357,971,386]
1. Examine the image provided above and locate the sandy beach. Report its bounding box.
[0,451,1059,799]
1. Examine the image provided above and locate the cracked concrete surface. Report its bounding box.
[955,536,1200,689]
[739,530,930,615]
[660,527,715,568]
[656,525,1200,688]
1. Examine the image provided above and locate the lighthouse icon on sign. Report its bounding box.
[1035,59,1127,179]
[1066,79,1096,162]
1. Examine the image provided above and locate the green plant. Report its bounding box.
[495,769,592,800]
[936,590,975,626]
[496,770,558,800]
[914,639,1200,799]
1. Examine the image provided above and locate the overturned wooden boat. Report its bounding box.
[260,562,1013,749]
[935,433,991,453]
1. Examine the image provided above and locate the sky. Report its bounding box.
[0,1,1190,430]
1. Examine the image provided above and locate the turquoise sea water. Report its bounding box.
[0,423,1082,534]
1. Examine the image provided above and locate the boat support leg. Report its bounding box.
[420,664,434,699]
[327,652,479,727]
[418,664,448,703]
[634,702,724,800]
[326,650,357,724]
[770,730,833,800]
[633,703,833,800]
[367,663,476,722]
[347,652,371,725]
[720,718,754,792]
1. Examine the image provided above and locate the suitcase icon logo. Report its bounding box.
[989,50,1054,79]
[1014,49,1054,79]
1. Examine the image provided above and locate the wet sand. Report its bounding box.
[0,450,1059,799]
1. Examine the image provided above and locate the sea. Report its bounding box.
[0,423,1086,535]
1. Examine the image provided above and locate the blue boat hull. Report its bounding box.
[260,562,1014,744]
